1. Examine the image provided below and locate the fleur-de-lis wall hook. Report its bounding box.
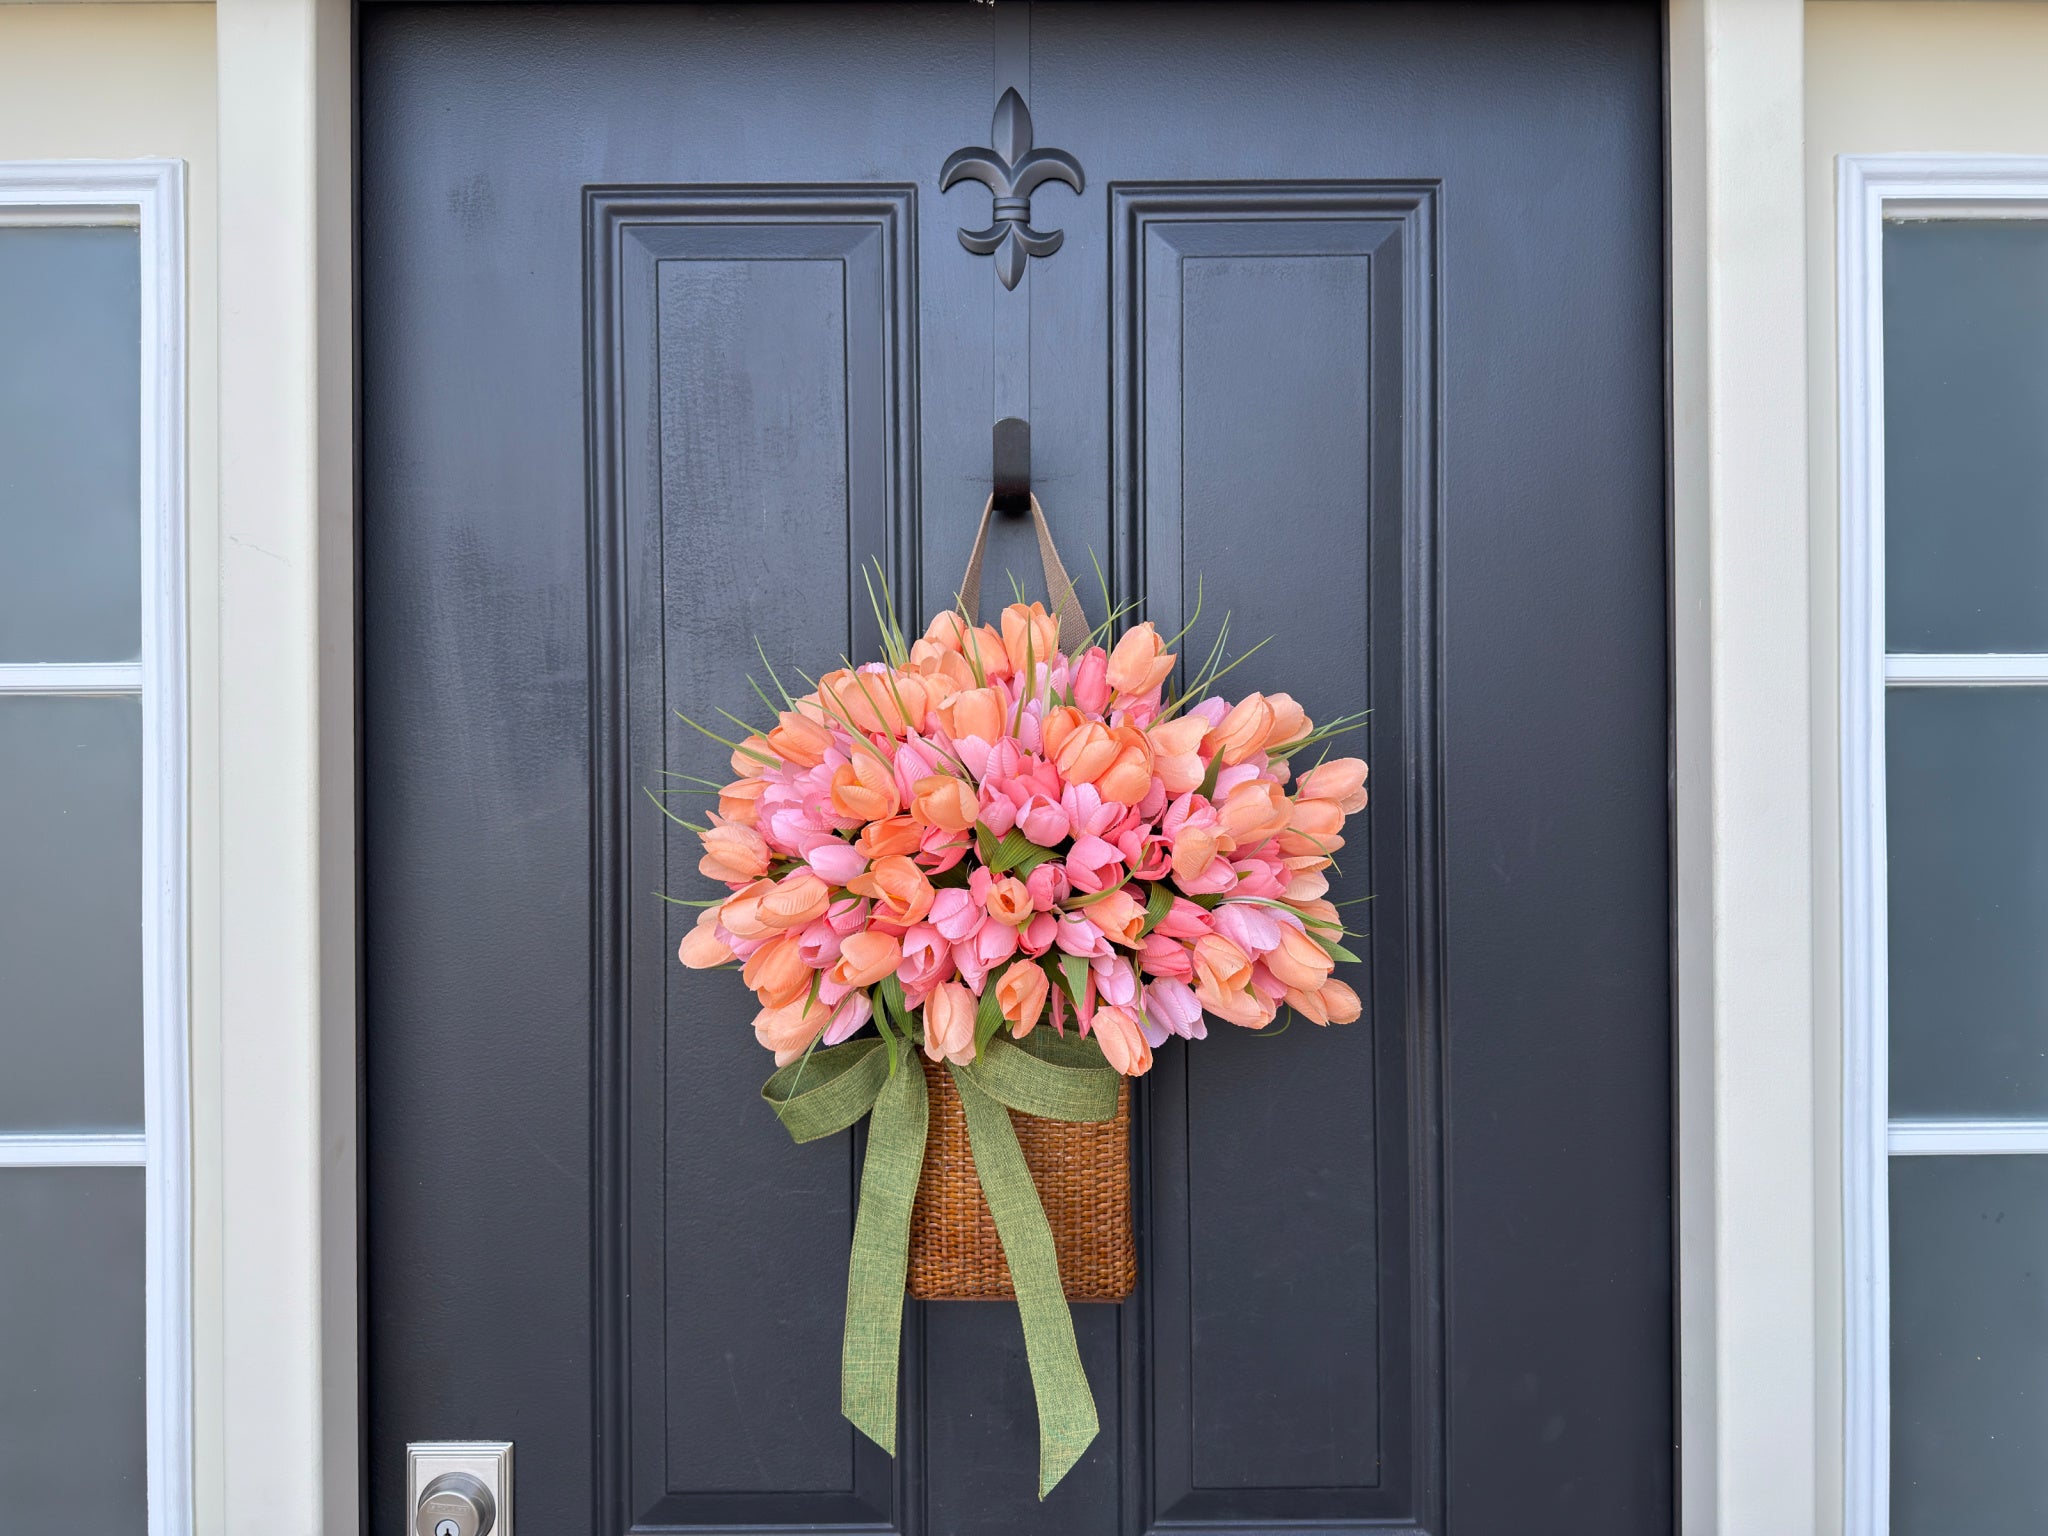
[941,87,1084,290]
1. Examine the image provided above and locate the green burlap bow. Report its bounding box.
[760,1029,1121,1499]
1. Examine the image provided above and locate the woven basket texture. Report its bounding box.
[908,1054,1136,1302]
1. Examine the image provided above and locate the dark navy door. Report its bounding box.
[361,5,1672,1532]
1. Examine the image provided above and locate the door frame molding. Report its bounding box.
[204,3,1820,1532]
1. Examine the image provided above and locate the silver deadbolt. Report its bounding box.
[414,1471,496,1536]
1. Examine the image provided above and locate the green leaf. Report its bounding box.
[1197,751,1222,801]
[1138,880,1177,937]
[1057,953,1092,1012]
[974,971,1009,1055]
[869,991,902,1078]
[983,827,1044,874]
[974,823,999,865]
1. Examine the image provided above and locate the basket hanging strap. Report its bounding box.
[760,1032,1118,1499]
[957,493,1090,654]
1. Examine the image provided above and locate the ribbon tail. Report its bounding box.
[950,1062,1101,1498]
[840,1054,927,1454]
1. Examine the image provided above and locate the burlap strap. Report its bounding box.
[957,493,1089,654]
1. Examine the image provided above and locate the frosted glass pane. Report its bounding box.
[1892,1156,2048,1536]
[0,225,141,662]
[1888,688,2048,1117]
[1884,220,2048,652]
[0,696,142,1131]
[0,1168,146,1533]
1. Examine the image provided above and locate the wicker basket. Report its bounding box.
[908,1055,1136,1302]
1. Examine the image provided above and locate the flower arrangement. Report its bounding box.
[674,595,1369,1076]
[667,512,1366,1499]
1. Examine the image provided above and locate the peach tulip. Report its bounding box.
[742,932,811,1009]
[909,774,980,833]
[1217,780,1291,843]
[1192,934,1254,1002]
[1317,976,1363,1024]
[923,612,1011,681]
[1261,692,1312,755]
[1082,886,1148,948]
[715,878,779,939]
[996,962,1049,1036]
[847,854,935,926]
[1297,756,1369,813]
[758,872,832,932]
[984,875,1034,927]
[698,818,771,884]
[855,814,923,859]
[1089,1004,1154,1076]
[767,707,835,768]
[717,776,768,827]
[830,754,899,823]
[1094,726,1156,805]
[829,929,902,989]
[923,980,978,1065]
[1106,623,1175,696]
[1213,693,1277,766]
[677,906,735,969]
[754,995,834,1066]
[935,685,1008,745]
[1001,601,1059,678]
[731,736,776,778]
[1287,796,1345,841]
[818,668,887,736]
[1051,720,1120,785]
[1148,715,1210,794]
[1264,923,1337,992]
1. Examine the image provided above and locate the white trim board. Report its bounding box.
[1888,1120,2048,1156]
[0,1133,149,1168]
[0,159,189,1536]
[1838,152,2048,1536]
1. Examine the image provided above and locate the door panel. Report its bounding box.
[362,6,1669,1533]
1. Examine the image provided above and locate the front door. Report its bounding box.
[361,5,1671,1532]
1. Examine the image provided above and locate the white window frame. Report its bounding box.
[1840,152,2048,1536]
[0,160,188,1536]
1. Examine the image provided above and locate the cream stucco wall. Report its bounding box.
[1807,7,2048,1530]
[0,7,223,1531]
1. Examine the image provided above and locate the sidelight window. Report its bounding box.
[0,163,187,1536]
[1842,157,2048,1536]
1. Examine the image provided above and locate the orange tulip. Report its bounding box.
[1297,756,1369,813]
[1288,796,1345,840]
[910,774,980,833]
[882,672,933,737]
[830,929,902,989]
[923,980,978,1064]
[985,876,1034,927]
[1001,601,1059,678]
[731,736,775,777]
[996,963,1049,1037]
[767,708,834,767]
[1192,934,1254,1002]
[817,668,886,736]
[698,818,771,883]
[1203,982,1277,1029]
[1262,692,1312,755]
[935,685,1008,744]
[1217,780,1291,843]
[1083,887,1147,948]
[743,932,811,1008]
[1170,825,1226,887]
[907,637,978,695]
[1094,726,1156,805]
[1148,715,1211,794]
[717,776,767,827]
[1106,622,1176,696]
[1264,924,1336,992]
[923,612,1010,681]
[758,871,831,931]
[716,878,780,939]
[847,854,935,926]
[754,995,833,1066]
[677,906,735,969]
[1052,720,1120,785]
[1090,1005,1154,1076]
[855,814,923,859]
[1317,977,1363,1024]
[830,754,899,823]
[1275,828,1343,863]
[1213,693,1277,765]
[1040,705,1085,763]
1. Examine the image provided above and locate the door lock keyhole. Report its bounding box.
[414,1470,496,1536]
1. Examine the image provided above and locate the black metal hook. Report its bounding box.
[993,416,1030,514]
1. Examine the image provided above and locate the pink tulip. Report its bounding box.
[795,918,844,970]
[1071,646,1111,713]
[806,840,869,886]
[1092,955,1139,1008]
[1024,861,1070,910]
[822,990,873,1046]
[1054,912,1112,959]
[1064,834,1125,894]
[1142,977,1206,1046]
[930,887,984,943]
[897,923,954,995]
[1213,901,1284,958]
[1137,931,1195,980]
[1018,911,1058,957]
